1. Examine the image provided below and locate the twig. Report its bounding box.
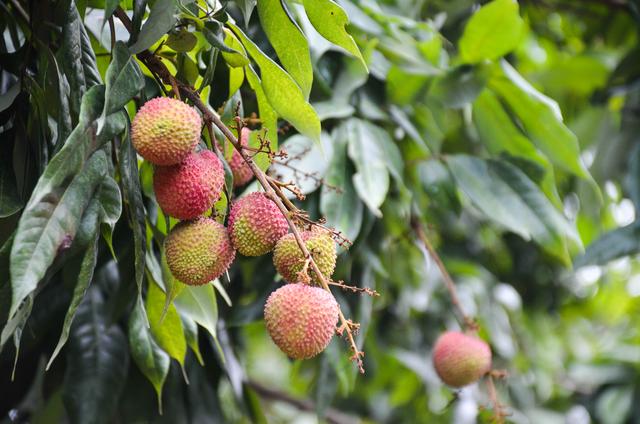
[411,217,476,331]
[114,6,366,373]
[329,280,379,297]
[485,372,509,423]
[246,380,359,424]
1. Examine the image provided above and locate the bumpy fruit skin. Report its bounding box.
[228,192,288,256]
[273,230,336,284]
[164,218,235,286]
[229,127,254,187]
[264,284,339,359]
[432,331,492,388]
[154,150,225,220]
[132,97,202,165]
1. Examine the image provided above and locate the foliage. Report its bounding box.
[1,0,640,423]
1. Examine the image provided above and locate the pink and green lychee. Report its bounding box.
[229,127,254,187]
[164,218,235,286]
[154,149,225,220]
[264,283,339,359]
[273,230,336,284]
[228,192,288,256]
[432,331,492,387]
[132,97,202,165]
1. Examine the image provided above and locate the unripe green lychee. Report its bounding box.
[164,218,235,285]
[229,127,254,188]
[228,192,288,256]
[264,284,339,359]
[132,97,202,165]
[273,230,336,284]
[432,331,492,388]
[154,150,225,220]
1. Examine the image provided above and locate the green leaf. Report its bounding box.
[174,284,219,344]
[98,176,122,259]
[489,61,591,180]
[320,127,363,242]
[228,23,321,142]
[574,224,640,267]
[129,298,170,412]
[102,41,145,118]
[46,217,100,370]
[166,30,198,52]
[9,86,126,318]
[458,0,525,64]
[180,314,204,365]
[221,29,250,68]
[0,234,14,327]
[58,1,101,117]
[345,119,390,217]
[258,0,313,98]
[245,65,278,171]
[62,289,129,424]
[118,127,147,325]
[429,65,489,109]
[301,0,366,68]
[447,155,578,263]
[129,0,178,54]
[235,0,256,25]
[472,89,561,207]
[146,279,187,365]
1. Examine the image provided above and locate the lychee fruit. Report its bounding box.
[432,331,492,388]
[273,230,336,284]
[264,283,339,359]
[228,192,288,256]
[164,218,235,285]
[154,150,225,220]
[229,127,254,188]
[132,97,202,165]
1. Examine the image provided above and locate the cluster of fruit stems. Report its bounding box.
[113,8,366,373]
[114,7,504,418]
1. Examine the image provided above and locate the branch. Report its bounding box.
[411,217,476,331]
[114,7,365,373]
[246,380,359,424]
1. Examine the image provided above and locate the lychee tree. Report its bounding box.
[2,0,640,423]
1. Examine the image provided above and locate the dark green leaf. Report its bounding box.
[174,283,219,343]
[575,224,640,267]
[62,289,129,424]
[166,30,198,52]
[447,155,578,263]
[129,0,178,54]
[129,298,170,412]
[430,65,489,109]
[146,279,187,366]
[102,41,145,117]
[0,147,22,217]
[258,0,313,98]
[9,86,126,318]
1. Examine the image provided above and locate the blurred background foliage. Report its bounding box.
[2,0,640,423]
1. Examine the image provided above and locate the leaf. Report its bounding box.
[489,61,591,179]
[301,0,366,68]
[98,176,122,259]
[258,0,313,98]
[166,30,198,52]
[458,0,525,64]
[46,217,100,370]
[228,23,321,142]
[235,0,256,25]
[574,224,640,267]
[345,119,390,217]
[320,127,363,242]
[129,0,178,54]
[0,234,14,327]
[180,314,204,365]
[62,289,129,424]
[102,41,145,118]
[245,65,278,171]
[9,86,126,318]
[221,29,250,68]
[146,279,187,366]
[58,1,101,117]
[429,65,489,109]
[447,155,578,263]
[129,298,170,412]
[118,126,147,325]
[174,284,219,343]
